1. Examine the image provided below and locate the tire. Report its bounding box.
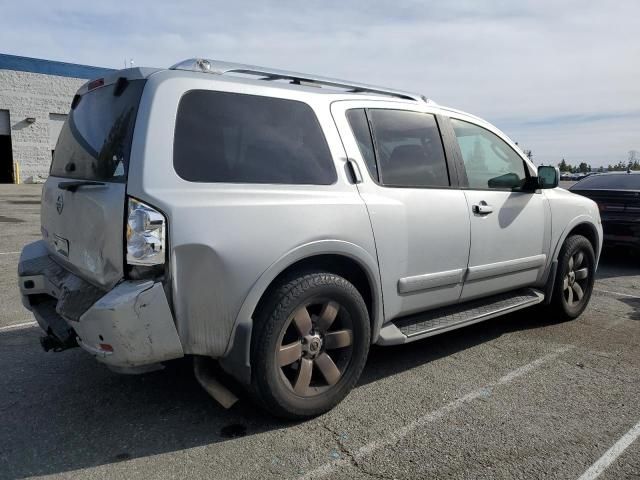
[251,271,370,419]
[550,234,596,320]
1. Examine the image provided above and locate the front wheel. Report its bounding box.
[251,271,370,419]
[550,234,596,320]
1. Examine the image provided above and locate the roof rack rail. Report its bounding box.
[170,58,433,103]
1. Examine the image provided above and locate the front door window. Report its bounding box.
[451,118,527,190]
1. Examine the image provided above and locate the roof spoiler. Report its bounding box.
[76,67,160,96]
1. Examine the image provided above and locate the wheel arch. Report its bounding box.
[542,216,601,292]
[566,222,600,256]
[219,240,383,385]
[553,219,601,265]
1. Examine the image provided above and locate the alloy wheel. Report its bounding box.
[276,299,354,397]
[562,250,590,307]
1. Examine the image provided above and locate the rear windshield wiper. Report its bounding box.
[58,180,106,192]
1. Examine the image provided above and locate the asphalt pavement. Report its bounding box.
[0,184,638,479]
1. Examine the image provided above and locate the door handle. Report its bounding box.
[472,201,493,215]
[344,158,363,184]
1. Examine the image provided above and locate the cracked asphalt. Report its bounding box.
[1,184,639,479]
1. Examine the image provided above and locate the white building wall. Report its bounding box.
[0,69,85,182]
[48,113,67,149]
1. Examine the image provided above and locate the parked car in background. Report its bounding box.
[568,172,592,181]
[570,172,640,250]
[18,59,603,419]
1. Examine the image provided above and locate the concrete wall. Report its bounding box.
[0,69,85,183]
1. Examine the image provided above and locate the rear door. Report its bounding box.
[442,116,551,300]
[41,75,146,289]
[332,101,470,321]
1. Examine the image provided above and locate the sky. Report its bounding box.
[2,0,638,167]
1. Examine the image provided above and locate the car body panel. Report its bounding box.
[38,71,152,290]
[126,71,379,357]
[40,178,126,289]
[459,189,550,300]
[19,240,183,368]
[543,187,603,270]
[19,64,604,381]
[330,100,471,320]
[434,110,553,299]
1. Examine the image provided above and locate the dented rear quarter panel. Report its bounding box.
[126,71,381,357]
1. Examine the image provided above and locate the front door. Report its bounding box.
[445,117,551,300]
[332,102,471,321]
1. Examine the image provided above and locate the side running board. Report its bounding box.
[377,288,544,345]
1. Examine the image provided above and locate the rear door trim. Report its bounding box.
[398,268,465,294]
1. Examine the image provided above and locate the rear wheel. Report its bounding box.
[251,271,370,419]
[550,235,596,320]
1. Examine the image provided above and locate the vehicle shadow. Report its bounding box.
[618,297,640,321]
[1,306,559,479]
[358,304,560,387]
[497,191,534,229]
[0,330,281,479]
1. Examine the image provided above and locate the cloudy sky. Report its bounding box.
[2,0,638,167]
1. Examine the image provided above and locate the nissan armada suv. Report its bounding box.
[18,59,602,419]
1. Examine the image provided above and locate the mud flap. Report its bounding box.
[543,260,558,305]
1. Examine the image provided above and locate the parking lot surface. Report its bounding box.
[1,184,638,479]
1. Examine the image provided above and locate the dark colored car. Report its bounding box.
[570,172,640,249]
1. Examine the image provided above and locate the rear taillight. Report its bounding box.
[126,198,166,266]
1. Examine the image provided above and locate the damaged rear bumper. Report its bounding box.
[18,240,184,369]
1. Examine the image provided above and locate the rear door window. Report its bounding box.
[346,109,378,181]
[51,79,146,182]
[367,109,449,187]
[173,91,337,185]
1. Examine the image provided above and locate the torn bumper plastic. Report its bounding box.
[18,240,184,368]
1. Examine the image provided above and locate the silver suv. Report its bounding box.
[18,59,602,418]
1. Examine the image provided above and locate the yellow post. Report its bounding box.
[13,161,20,184]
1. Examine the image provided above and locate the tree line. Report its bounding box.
[556,150,640,173]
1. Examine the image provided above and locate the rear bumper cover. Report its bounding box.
[18,240,184,368]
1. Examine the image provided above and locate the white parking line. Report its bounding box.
[595,288,640,299]
[0,321,37,332]
[300,346,573,479]
[0,251,20,256]
[577,419,640,480]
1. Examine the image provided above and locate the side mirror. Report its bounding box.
[537,166,559,189]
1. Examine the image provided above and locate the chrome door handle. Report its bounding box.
[472,201,493,215]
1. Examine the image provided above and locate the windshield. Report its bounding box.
[50,79,146,182]
[572,174,640,191]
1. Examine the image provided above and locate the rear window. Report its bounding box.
[50,79,146,182]
[572,174,640,190]
[173,90,336,185]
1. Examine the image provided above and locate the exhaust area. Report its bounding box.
[40,333,77,352]
[193,356,239,409]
